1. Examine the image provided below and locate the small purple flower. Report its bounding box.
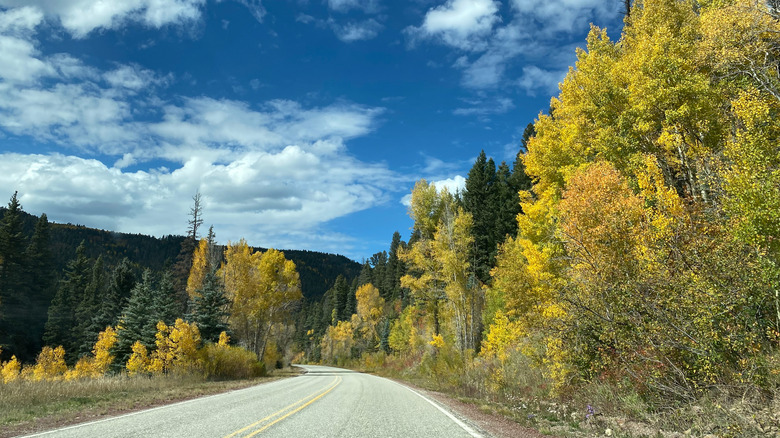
[586,404,595,419]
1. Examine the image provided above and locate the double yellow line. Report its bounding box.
[223,376,342,438]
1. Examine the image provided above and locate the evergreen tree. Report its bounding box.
[0,192,29,359]
[384,231,404,302]
[330,275,349,323]
[74,256,107,357]
[189,269,230,343]
[345,277,358,319]
[462,151,498,284]
[115,270,159,366]
[494,161,520,247]
[43,242,91,363]
[357,262,372,288]
[20,213,55,362]
[520,122,536,151]
[154,271,180,325]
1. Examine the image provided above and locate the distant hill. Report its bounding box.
[0,208,361,300]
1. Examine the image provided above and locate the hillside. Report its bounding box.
[0,208,361,300]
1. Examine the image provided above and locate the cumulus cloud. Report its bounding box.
[0,3,398,257]
[516,65,565,96]
[406,0,499,51]
[511,0,619,36]
[409,0,621,93]
[0,0,205,38]
[400,175,466,206]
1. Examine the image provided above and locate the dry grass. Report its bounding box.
[0,372,293,437]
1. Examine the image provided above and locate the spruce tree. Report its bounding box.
[43,242,91,363]
[75,256,107,357]
[0,192,29,359]
[462,151,498,284]
[115,270,159,366]
[189,269,230,343]
[21,213,55,362]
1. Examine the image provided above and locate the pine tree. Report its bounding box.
[189,269,230,343]
[115,270,160,366]
[154,272,180,326]
[43,242,91,364]
[74,256,107,357]
[330,275,349,323]
[20,213,55,362]
[462,151,498,283]
[0,192,29,359]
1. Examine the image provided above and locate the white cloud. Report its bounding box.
[400,175,466,206]
[0,3,397,256]
[229,0,266,23]
[104,64,168,91]
[516,65,565,96]
[511,0,619,36]
[407,0,499,51]
[408,0,621,93]
[453,96,513,116]
[0,0,205,38]
[326,0,381,14]
[330,18,383,42]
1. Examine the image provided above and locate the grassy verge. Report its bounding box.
[0,368,301,438]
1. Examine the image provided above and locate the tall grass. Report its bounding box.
[0,374,271,436]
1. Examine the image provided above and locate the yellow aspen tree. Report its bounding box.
[168,318,202,373]
[148,321,173,374]
[217,331,230,347]
[126,341,150,376]
[1,355,21,383]
[187,238,209,299]
[220,241,301,360]
[355,283,384,346]
[32,346,67,381]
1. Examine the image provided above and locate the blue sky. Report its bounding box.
[0,0,624,261]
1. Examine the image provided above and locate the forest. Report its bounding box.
[0,196,359,370]
[1,0,779,435]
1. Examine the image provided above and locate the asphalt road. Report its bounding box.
[23,365,484,438]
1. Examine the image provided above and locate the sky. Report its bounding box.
[0,0,625,261]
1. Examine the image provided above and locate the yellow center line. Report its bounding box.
[243,376,341,437]
[222,375,342,438]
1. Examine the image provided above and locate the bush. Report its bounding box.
[200,344,265,380]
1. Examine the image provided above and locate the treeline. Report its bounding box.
[0,200,359,364]
[0,193,306,380]
[298,0,780,427]
[292,148,531,362]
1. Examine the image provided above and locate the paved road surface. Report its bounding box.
[23,365,484,438]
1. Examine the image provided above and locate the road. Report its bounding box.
[22,365,484,438]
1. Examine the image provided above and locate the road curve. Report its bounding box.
[22,365,484,438]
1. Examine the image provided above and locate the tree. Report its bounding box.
[354,283,385,348]
[74,256,107,357]
[171,191,206,312]
[21,213,56,362]
[220,241,302,360]
[462,152,498,283]
[90,259,136,344]
[0,192,28,359]
[43,242,91,364]
[115,270,161,366]
[189,269,230,343]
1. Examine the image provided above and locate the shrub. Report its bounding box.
[200,343,265,380]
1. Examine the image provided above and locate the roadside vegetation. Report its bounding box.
[295,1,780,436]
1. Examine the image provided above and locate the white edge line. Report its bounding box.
[385,378,483,438]
[20,377,294,437]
